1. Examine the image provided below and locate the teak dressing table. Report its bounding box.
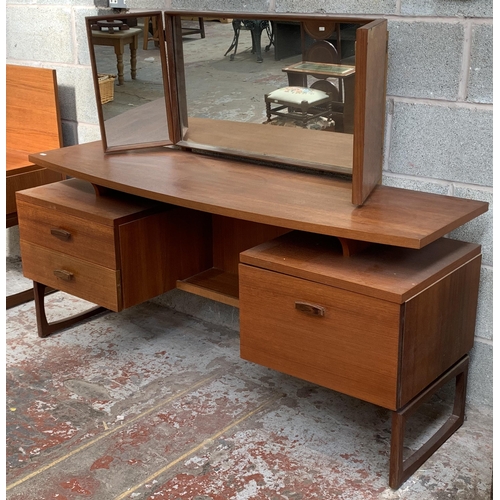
[16,11,489,490]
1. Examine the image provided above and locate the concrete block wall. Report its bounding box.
[6,0,493,408]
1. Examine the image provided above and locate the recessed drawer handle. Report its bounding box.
[295,301,325,317]
[50,228,71,241]
[53,269,74,282]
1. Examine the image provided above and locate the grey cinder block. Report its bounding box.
[171,0,270,12]
[449,187,492,266]
[388,102,492,187]
[54,65,100,125]
[467,23,493,104]
[387,21,463,101]
[400,0,492,18]
[474,266,493,341]
[6,6,74,63]
[275,0,395,14]
[381,174,451,196]
[467,340,492,408]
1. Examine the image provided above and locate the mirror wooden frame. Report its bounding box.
[86,11,173,153]
[164,11,388,206]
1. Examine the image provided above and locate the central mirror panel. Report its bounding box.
[165,13,388,205]
[166,15,356,174]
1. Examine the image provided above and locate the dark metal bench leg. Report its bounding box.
[224,21,240,60]
[33,281,108,338]
[389,355,469,489]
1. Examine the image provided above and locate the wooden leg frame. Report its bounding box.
[390,355,469,489]
[26,281,473,487]
[7,285,57,310]
[33,281,108,338]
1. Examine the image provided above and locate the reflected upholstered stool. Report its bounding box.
[264,86,333,127]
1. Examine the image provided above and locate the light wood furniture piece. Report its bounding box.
[91,27,141,85]
[6,65,63,228]
[19,141,488,488]
[6,64,64,309]
[264,38,345,130]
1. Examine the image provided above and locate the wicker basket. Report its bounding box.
[98,74,116,104]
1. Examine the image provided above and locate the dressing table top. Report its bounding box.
[29,141,487,249]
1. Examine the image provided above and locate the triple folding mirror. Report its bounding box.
[86,11,388,205]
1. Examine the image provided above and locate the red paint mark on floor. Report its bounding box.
[60,478,92,495]
[90,455,114,471]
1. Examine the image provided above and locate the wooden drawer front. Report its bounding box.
[20,241,121,312]
[239,264,402,409]
[17,200,117,268]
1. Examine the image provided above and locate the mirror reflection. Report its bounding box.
[178,17,358,174]
[87,13,170,152]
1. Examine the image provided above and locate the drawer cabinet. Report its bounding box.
[239,264,402,409]
[17,178,212,313]
[239,232,481,411]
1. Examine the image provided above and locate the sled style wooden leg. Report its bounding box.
[389,356,469,489]
[33,281,108,338]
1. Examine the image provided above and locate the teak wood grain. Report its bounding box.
[239,231,481,410]
[7,167,62,219]
[6,65,62,157]
[6,64,64,224]
[400,256,481,406]
[17,178,215,313]
[239,263,402,409]
[28,141,488,249]
[16,178,162,227]
[16,199,119,269]
[176,216,287,306]
[21,241,122,311]
[119,207,213,308]
[177,268,240,307]
[212,215,288,275]
[181,117,354,174]
[240,232,481,303]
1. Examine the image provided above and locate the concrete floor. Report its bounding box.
[5,253,494,500]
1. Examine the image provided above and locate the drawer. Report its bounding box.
[17,199,117,268]
[239,264,402,410]
[20,241,121,311]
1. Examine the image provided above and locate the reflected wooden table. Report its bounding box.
[282,62,356,133]
[91,28,142,85]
